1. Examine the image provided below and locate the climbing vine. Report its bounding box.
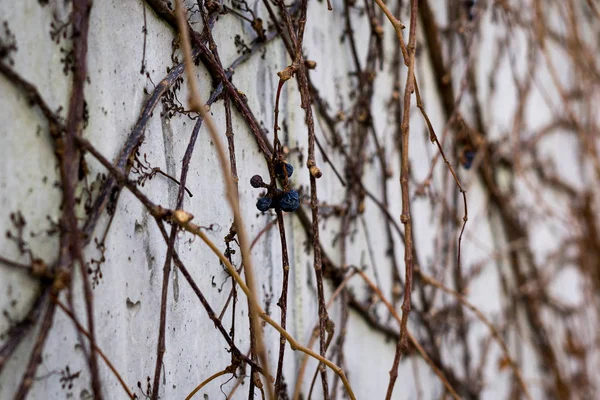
[1,0,599,399]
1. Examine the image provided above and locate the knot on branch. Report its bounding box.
[31,258,52,280]
[307,159,322,179]
[172,209,194,224]
[304,60,317,70]
[51,268,71,294]
[277,65,296,82]
[326,318,335,335]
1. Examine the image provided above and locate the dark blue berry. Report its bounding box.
[256,197,272,212]
[275,163,294,179]
[462,151,476,169]
[465,0,476,21]
[250,175,264,188]
[279,190,300,212]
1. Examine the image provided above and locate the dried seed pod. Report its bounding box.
[250,174,265,188]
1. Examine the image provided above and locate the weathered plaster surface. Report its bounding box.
[0,1,590,399]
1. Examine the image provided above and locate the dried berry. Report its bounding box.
[465,0,476,21]
[250,174,265,188]
[462,150,476,169]
[256,197,272,212]
[275,162,294,179]
[279,190,300,212]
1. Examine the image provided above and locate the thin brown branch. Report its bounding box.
[54,298,136,399]
[355,269,461,400]
[185,365,235,400]
[386,1,419,398]
[417,270,533,400]
[174,1,273,397]
[76,134,356,399]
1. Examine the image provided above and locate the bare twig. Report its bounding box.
[386,1,419,399]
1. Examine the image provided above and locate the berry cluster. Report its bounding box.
[251,162,300,212]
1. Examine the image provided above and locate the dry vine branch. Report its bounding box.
[417,270,533,400]
[292,270,356,400]
[53,298,136,399]
[267,0,333,394]
[176,1,274,397]
[2,0,599,399]
[74,133,357,400]
[272,77,293,396]
[355,269,461,400]
[184,224,357,400]
[185,365,235,400]
[386,1,419,399]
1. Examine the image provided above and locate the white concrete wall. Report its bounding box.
[1,0,598,399]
